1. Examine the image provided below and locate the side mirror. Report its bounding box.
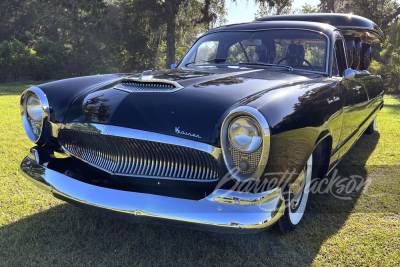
[344,68,355,80]
[171,64,176,69]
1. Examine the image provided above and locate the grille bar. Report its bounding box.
[59,130,219,180]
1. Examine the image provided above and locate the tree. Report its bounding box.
[370,19,400,93]
[0,0,124,81]
[254,0,293,18]
[121,0,224,71]
[298,3,320,14]
[318,0,335,12]
[151,0,226,69]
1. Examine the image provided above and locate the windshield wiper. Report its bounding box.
[238,62,293,71]
[185,58,227,67]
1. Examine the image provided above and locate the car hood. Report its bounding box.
[64,68,317,144]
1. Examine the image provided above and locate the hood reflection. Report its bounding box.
[83,94,111,122]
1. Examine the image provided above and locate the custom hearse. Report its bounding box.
[19,14,385,234]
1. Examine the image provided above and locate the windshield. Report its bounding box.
[179,29,328,73]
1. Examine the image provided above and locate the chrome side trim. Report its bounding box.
[220,106,270,182]
[20,86,50,144]
[19,155,285,233]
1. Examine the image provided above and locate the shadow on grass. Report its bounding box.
[0,133,381,266]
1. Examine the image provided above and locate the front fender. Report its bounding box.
[246,78,342,183]
[36,74,131,123]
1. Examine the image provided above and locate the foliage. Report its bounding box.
[370,20,400,92]
[298,3,319,13]
[0,39,37,81]
[0,0,124,81]
[255,0,294,18]
[0,0,228,81]
[0,38,69,82]
[254,1,320,18]
[120,0,163,72]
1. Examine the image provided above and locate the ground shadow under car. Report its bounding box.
[0,132,383,266]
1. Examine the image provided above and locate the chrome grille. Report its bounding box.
[114,80,180,93]
[230,145,262,174]
[59,130,219,180]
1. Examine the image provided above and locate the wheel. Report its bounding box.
[278,154,312,234]
[364,116,377,134]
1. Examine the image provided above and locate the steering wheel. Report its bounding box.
[277,57,315,71]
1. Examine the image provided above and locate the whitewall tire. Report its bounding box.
[365,116,377,134]
[278,154,312,234]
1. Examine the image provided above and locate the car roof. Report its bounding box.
[205,20,337,38]
[255,13,384,43]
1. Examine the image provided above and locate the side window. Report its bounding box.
[334,39,347,76]
[332,50,339,76]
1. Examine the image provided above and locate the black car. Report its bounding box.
[19,14,384,234]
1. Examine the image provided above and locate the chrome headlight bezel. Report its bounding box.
[221,106,270,182]
[20,87,50,144]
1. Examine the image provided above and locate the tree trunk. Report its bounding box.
[165,15,176,68]
[165,0,180,69]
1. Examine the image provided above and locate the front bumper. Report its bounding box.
[19,148,285,234]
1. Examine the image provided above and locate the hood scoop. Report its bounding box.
[114,70,184,93]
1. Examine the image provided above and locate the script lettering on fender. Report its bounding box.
[175,127,201,139]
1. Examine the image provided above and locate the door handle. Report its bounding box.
[327,96,340,104]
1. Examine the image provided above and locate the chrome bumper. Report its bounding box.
[19,150,285,234]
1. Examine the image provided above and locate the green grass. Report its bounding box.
[0,81,399,266]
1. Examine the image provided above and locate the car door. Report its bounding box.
[339,78,369,149]
[335,38,369,160]
[356,72,384,118]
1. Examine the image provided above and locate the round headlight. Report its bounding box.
[21,88,49,144]
[229,117,262,152]
[26,93,43,121]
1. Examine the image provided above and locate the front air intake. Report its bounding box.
[114,79,183,93]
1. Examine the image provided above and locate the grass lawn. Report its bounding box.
[0,81,399,266]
